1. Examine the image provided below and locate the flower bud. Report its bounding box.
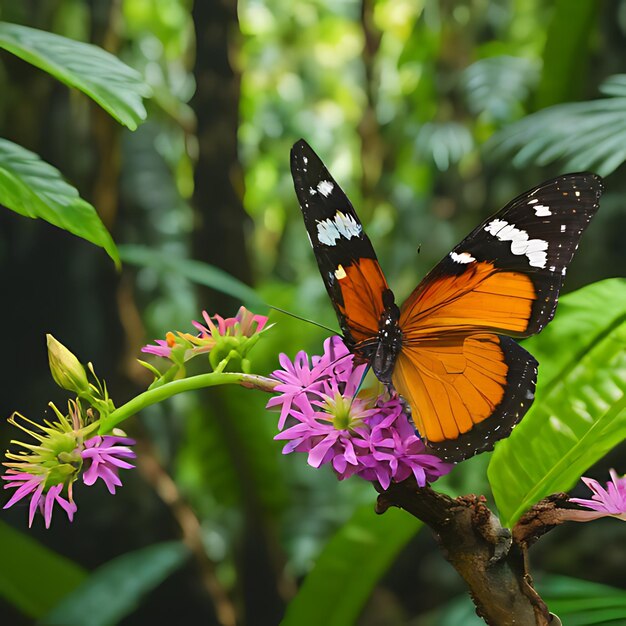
[47,334,90,394]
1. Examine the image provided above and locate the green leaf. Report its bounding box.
[414,121,474,171]
[436,575,626,626]
[119,244,266,309]
[41,541,190,626]
[462,55,539,122]
[0,138,120,267]
[541,575,626,626]
[0,21,150,130]
[488,279,626,527]
[281,504,421,626]
[0,520,86,618]
[487,74,626,177]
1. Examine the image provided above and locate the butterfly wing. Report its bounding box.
[394,173,603,460]
[290,139,390,348]
[394,335,537,461]
[400,173,604,338]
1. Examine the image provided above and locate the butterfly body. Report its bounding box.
[290,139,603,462]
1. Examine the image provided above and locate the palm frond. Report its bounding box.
[487,74,626,176]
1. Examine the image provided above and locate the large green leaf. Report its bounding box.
[488,279,626,526]
[0,138,120,266]
[281,504,421,626]
[0,520,86,618]
[41,541,190,626]
[544,575,626,626]
[487,74,626,177]
[0,21,150,130]
[436,575,626,626]
[120,244,265,309]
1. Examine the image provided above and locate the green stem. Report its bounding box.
[98,372,278,434]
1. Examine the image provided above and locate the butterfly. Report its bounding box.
[290,139,603,462]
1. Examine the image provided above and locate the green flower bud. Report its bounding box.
[47,334,90,394]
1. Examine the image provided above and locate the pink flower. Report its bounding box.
[192,307,268,338]
[142,332,177,358]
[269,337,452,488]
[2,407,136,528]
[568,470,626,521]
[81,435,136,494]
[2,470,77,528]
[142,307,270,365]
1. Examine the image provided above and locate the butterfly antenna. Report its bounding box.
[268,305,339,335]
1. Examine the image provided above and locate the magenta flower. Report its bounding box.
[81,435,136,494]
[266,336,353,429]
[567,470,626,521]
[2,470,77,528]
[269,337,452,488]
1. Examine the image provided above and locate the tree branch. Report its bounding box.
[375,478,554,626]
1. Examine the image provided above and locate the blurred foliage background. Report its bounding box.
[0,0,625,624]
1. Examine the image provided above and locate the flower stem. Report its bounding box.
[98,372,278,434]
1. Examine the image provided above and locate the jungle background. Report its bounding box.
[0,0,625,625]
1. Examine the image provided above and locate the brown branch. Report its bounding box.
[135,440,238,626]
[512,493,570,548]
[376,478,553,626]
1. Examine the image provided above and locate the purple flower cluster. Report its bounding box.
[267,336,451,489]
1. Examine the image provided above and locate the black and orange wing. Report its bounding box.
[400,173,604,339]
[393,335,537,460]
[394,173,603,460]
[290,139,390,348]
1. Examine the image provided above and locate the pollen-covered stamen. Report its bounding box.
[322,392,369,431]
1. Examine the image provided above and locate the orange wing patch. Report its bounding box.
[335,257,389,343]
[400,262,536,339]
[392,334,508,443]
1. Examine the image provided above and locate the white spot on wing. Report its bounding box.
[484,219,548,268]
[450,251,476,264]
[309,187,317,196]
[303,156,308,165]
[317,211,362,246]
[560,224,566,232]
[533,204,552,217]
[317,180,334,197]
